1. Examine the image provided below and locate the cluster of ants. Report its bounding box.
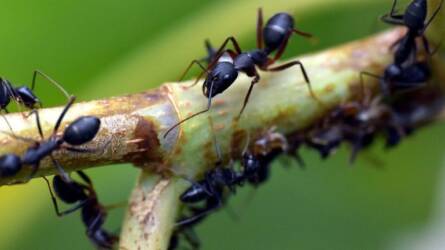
[0,0,442,249]
[0,71,117,249]
[167,0,444,249]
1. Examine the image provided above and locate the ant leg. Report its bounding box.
[214,36,243,57]
[292,28,312,38]
[183,227,201,250]
[26,163,40,181]
[64,137,111,154]
[266,60,320,103]
[424,0,444,31]
[32,70,71,101]
[421,35,443,56]
[380,14,404,26]
[176,197,222,227]
[77,170,93,185]
[163,81,216,138]
[179,60,208,88]
[43,176,86,216]
[0,129,37,143]
[50,156,71,182]
[256,8,264,49]
[360,71,387,97]
[0,113,14,134]
[236,73,260,120]
[53,96,76,134]
[26,109,44,139]
[359,71,380,104]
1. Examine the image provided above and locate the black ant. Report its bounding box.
[381,0,443,50]
[164,8,314,138]
[0,70,70,113]
[361,0,443,96]
[0,96,102,182]
[44,171,118,249]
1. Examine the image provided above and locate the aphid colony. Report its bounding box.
[0,0,443,249]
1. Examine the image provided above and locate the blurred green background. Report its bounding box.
[0,0,444,249]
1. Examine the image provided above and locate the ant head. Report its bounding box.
[405,0,428,33]
[0,154,22,177]
[15,86,40,109]
[63,116,101,145]
[204,62,238,98]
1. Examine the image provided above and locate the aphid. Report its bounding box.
[305,124,343,159]
[243,128,289,186]
[164,8,314,138]
[1,96,102,182]
[0,70,70,113]
[330,84,404,163]
[44,171,118,249]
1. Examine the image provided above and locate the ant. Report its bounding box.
[361,0,443,96]
[164,8,315,138]
[44,171,118,249]
[0,70,69,113]
[0,96,102,182]
[381,0,443,51]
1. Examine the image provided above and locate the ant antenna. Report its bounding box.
[0,113,13,134]
[32,70,71,101]
[163,80,215,138]
[208,116,222,164]
[424,0,444,31]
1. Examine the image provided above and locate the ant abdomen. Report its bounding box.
[263,13,294,52]
[63,116,101,145]
[0,154,22,177]
[405,0,427,32]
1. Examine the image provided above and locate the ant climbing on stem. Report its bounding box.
[164,8,316,138]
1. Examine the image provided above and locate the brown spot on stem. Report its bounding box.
[230,129,247,159]
[124,116,163,171]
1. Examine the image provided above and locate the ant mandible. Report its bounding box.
[0,96,101,182]
[44,171,118,249]
[164,8,315,138]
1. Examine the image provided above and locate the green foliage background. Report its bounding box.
[0,0,444,249]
